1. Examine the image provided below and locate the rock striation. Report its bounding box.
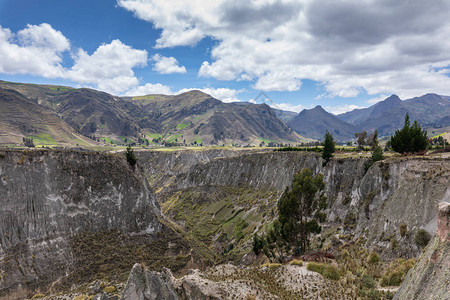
[393,202,450,300]
[0,150,162,299]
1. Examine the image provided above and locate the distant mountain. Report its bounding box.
[125,91,304,145]
[288,105,357,141]
[272,108,298,123]
[0,88,96,147]
[0,81,304,146]
[338,93,450,136]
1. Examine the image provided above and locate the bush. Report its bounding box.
[307,262,340,280]
[31,294,45,299]
[399,223,407,237]
[361,274,376,289]
[414,229,431,248]
[103,285,117,293]
[367,251,380,264]
[380,258,415,287]
[289,259,303,266]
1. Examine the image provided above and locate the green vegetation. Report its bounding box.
[367,251,381,265]
[22,137,35,147]
[264,168,326,258]
[103,285,117,293]
[31,294,46,299]
[322,131,335,165]
[125,146,137,167]
[28,133,57,145]
[176,123,190,130]
[414,229,431,248]
[390,113,428,154]
[380,258,415,286]
[399,223,407,237]
[307,262,340,280]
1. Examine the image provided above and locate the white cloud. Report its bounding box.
[367,94,389,104]
[269,102,306,113]
[119,0,450,98]
[0,23,69,77]
[152,54,186,74]
[65,39,148,94]
[177,87,243,103]
[323,104,365,115]
[125,82,173,96]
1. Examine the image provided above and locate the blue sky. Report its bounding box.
[1,0,450,114]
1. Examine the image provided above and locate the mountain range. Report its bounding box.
[1,80,449,146]
[0,81,303,147]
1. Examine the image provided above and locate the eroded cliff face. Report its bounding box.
[137,149,450,259]
[0,150,164,299]
[393,202,450,300]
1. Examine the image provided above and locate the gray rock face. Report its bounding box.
[0,150,162,298]
[121,263,178,300]
[138,149,450,258]
[393,202,450,300]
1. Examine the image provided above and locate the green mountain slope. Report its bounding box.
[0,88,96,147]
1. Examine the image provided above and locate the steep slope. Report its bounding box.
[127,90,303,145]
[338,94,450,136]
[288,105,357,141]
[393,202,449,300]
[0,88,96,147]
[52,88,160,143]
[137,149,450,261]
[0,150,211,299]
[272,107,298,123]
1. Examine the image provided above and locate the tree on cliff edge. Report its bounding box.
[390,113,428,154]
[322,131,335,165]
[125,145,137,167]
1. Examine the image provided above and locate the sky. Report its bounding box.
[1,0,450,114]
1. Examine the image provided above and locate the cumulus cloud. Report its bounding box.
[125,82,173,96]
[152,54,186,74]
[178,87,243,103]
[323,104,365,115]
[65,39,148,94]
[0,23,69,77]
[119,0,450,98]
[269,102,306,113]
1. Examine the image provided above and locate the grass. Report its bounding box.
[166,133,183,143]
[176,123,190,130]
[307,262,340,280]
[28,133,57,145]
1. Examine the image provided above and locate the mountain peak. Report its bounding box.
[384,94,401,103]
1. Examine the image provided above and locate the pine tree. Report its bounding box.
[125,145,137,167]
[322,131,335,165]
[267,168,326,258]
[390,113,428,153]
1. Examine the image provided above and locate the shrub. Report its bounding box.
[380,258,415,287]
[361,274,376,289]
[307,262,340,280]
[103,285,117,294]
[414,229,431,248]
[31,294,45,299]
[290,259,303,266]
[367,251,380,264]
[399,223,407,237]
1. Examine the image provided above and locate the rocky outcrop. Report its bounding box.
[0,150,163,298]
[121,263,178,300]
[393,202,450,300]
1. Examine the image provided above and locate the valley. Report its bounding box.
[0,147,448,299]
